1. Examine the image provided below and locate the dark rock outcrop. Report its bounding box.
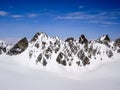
[79,34,88,45]
[0,41,7,55]
[96,35,110,47]
[117,49,120,53]
[7,37,28,55]
[36,54,42,63]
[65,37,74,42]
[31,32,41,42]
[106,50,113,58]
[0,47,6,54]
[56,52,67,66]
[114,38,120,47]
[77,50,90,66]
[103,35,110,42]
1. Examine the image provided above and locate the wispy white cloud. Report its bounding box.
[0,11,8,16]
[27,13,39,18]
[11,15,24,18]
[55,10,120,25]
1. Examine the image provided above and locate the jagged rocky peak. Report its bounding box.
[96,35,111,47]
[65,37,74,42]
[79,34,88,44]
[0,40,7,54]
[30,32,48,42]
[101,35,110,42]
[7,37,28,55]
[97,35,110,42]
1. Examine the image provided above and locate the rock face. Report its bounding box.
[7,37,28,55]
[79,34,88,45]
[0,41,7,55]
[114,38,120,47]
[106,50,113,58]
[97,35,110,46]
[56,52,67,66]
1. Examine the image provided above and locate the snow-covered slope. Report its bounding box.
[0,54,120,90]
[0,32,120,72]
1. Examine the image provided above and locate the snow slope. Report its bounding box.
[0,55,120,90]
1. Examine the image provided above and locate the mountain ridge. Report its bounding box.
[0,32,120,71]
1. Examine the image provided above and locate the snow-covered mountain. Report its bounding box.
[0,32,120,72]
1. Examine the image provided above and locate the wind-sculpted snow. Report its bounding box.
[0,32,120,72]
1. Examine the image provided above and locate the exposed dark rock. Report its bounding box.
[104,35,110,42]
[69,62,72,66]
[45,54,49,59]
[82,57,90,66]
[0,50,2,54]
[0,41,7,55]
[35,43,39,48]
[114,38,120,47]
[36,54,42,63]
[56,52,64,64]
[79,34,88,45]
[96,35,110,47]
[44,47,53,59]
[29,50,33,58]
[77,50,90,66]
[42,42,46,49]
[55,48,59,53]
[88,54,91,58]
[31,32,41,42]
[62,60,66,66]
[7,37,28,55]
[88,45,97,56]
[88,45,93,53]
[92,49,97,56]
[0,47,6,54]
[76,61,80,66]
[65,37,74,42]
[97,50,101,55]
[46,47,52,53]
[106,50,113,58]
[117,49,120,53]
[56,52,67,66]
[43,59,47,66]
[77,50,85,60]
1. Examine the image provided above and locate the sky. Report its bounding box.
[0,0,120,43]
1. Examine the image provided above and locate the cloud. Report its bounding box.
[55,10,120,25]
[27,13,39,18]
[78,6,84,9]
[0,11,8,16]
[11,15,24,18]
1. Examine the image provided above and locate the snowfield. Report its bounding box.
[0,55,120,90]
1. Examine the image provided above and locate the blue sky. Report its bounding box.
[0,0,120,42]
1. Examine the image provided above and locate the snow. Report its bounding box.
[0,55,120,90]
